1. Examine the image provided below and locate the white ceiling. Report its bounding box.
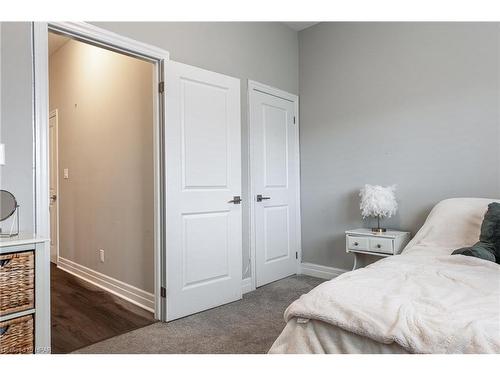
[48,32,70,56]
[283,22,319,32]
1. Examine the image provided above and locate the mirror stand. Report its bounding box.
[0,205,20,237]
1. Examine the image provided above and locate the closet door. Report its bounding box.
[250,84,300,287]
[165,61,242,321]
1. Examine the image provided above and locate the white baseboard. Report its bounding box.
[57,257,155,313]
[242,277,253,294]
[300,262,347,280]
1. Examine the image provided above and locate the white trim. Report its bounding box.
[241,277,253,294]
[34,240,51,353]
[247,80,301,289]
[299,262,347,280]
[293,95,302,274]
[49,109,59,265]
[33,23,50,239]
[33,22,169,321]
[0,308,36,323]
[245,85,256,293]
[248,80,298,102]
[58,257,155,313]
[47,22,169,62]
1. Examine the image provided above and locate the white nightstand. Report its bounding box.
[345,228,411,271]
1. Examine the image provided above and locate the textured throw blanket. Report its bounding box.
[285,254,500,353]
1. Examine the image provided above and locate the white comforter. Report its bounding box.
[283,254,500,353]
[276,198,500,354]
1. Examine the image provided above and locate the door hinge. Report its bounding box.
[296,251,298,260]
[293,116,296,124]
[160,286,166,298]
[159,81,165,93]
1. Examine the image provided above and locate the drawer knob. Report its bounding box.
[354,242,359,246]
[376,244,382,249]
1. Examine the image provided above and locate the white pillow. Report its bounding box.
[403,197,500,256]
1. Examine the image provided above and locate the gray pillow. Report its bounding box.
[452,202,500,264]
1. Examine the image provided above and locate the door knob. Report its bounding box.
[50,194,57,202]
[228,196,242,204]
[256,194,271,202]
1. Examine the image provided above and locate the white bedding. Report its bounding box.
[270,318,409,354]
[269,198,500,354]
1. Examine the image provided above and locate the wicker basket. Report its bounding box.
[0,251,35,316]
[0,314,34,354]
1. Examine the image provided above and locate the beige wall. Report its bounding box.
[49,38,155,292]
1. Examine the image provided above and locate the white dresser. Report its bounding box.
[0,235,50,354]
[345,228,411,271]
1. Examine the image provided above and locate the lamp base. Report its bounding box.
[371,227,387,233]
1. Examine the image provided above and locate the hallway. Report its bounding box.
[50,264,156,353]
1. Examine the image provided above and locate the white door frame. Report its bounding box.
[247,80,301,292]
[49,109,59,264]
[32,22,169,321]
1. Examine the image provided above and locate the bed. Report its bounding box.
[269,198,500,354]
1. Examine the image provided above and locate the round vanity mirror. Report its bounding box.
[0,190,17,222]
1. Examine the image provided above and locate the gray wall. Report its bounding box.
[92,22,299,278]
[0,22,299,280]
[298,22,500,271]
[0,22,34,233]
[4,21,497,277]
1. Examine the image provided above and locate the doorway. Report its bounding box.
[35,22,244,341]
[248,81,301,288]
[47,30,158,352]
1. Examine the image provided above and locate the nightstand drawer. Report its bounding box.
[369,238,394,254]
[347,236,369,251]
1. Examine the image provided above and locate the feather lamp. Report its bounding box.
[359,184,398,233]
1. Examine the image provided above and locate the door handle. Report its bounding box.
[50,194,57,202]
[228,196,242,204]
[256,194,271,202]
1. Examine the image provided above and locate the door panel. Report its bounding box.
[182,211,230,286]
[251,88,299,287]
[264,205,290,262]
[182,79,229,189]
[263,104,288,188]
[166,61,242,321]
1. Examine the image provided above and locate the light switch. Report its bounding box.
[63,168,69,179]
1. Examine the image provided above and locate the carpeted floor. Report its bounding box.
[74,275,323,354]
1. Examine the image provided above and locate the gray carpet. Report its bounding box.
[74,275,323,354]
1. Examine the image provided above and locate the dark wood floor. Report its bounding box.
[50,263,156,354]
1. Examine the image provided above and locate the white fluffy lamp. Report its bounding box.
[359,184,398,233]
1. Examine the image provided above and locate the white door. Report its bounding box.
[165,61,242,321]
[49,110,59,264]
[250,84,300,287]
